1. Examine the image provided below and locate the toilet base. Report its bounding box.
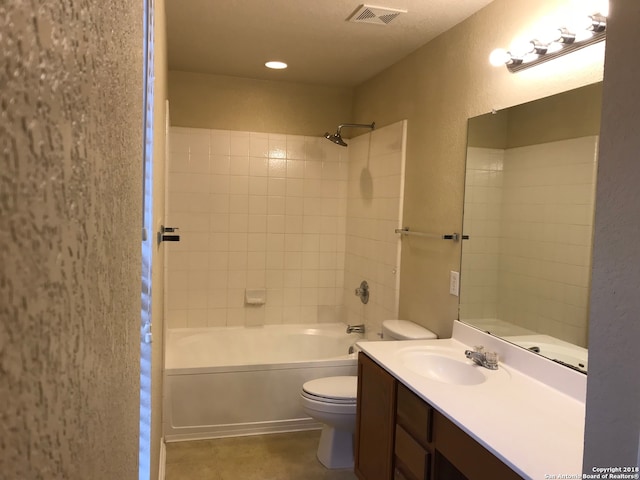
[316,425,354,469]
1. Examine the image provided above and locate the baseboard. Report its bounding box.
[165,419,322,443]
[158,437,166,480]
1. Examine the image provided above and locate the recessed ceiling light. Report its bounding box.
[265,61,287,70]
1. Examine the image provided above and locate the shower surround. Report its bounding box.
[166,121,406,333]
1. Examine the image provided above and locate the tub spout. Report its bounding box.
[346,324,365,334]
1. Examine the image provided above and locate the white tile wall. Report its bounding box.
[460,147,504,320]
[460,136,598,347]
[166,123,407,331]
[343,121,407,338]
[165,127,349,328]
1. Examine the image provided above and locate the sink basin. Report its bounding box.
[400,350,487,385]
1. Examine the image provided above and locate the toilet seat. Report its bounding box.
[300,376,358,469]
[302,376,357,404]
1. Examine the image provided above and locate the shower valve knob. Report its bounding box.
[354,280,369,304]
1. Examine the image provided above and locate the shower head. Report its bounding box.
[323,122,375,147]
[324,131,348,147]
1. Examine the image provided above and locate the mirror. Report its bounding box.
[460,83,602,374]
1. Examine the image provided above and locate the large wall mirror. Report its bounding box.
[460,82,602,374]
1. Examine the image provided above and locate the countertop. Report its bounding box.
[356,321,587,480]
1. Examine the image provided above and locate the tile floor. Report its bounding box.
[165,430,358,480]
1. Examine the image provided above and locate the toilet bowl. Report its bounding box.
[301,376,357,469]
[301,320,437,469]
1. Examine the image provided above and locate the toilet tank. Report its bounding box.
[382,320,437,340]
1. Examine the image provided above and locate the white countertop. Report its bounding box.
[356,321,586,480]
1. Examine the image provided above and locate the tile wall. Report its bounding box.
[461,136,598,346]
[459,147,504,320]
[343,121,406,338]
[165,128,348,328]
[165,122,406,330]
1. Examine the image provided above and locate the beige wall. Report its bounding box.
[506,82,602,148]
[468,82,603,149]
[352,0,605,338]
[0,2,143,479]
[151,0,168,477]
[169,71,354,136]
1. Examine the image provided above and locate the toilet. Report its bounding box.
[300,320,437,469]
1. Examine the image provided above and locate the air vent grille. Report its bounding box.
[348,5,406,25]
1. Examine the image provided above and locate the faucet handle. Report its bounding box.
[465,346,499,370]
[484,351,499,369]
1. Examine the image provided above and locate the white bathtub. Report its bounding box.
[163,323,360,441]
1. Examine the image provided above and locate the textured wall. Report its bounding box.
[352,0,605,338]
[583,0,640,469]
[0,2,143,479]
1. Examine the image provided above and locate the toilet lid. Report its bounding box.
[302,376,357,403]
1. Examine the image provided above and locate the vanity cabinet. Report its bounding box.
[355,353,522,480]
[354,350,397,479]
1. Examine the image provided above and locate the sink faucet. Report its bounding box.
[346,324,365,334]
[464,346,499,370]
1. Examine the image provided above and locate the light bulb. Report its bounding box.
[529,40,548,55]
[568,15,601,42]
[538,27,562,45]
[545,42,563,54]
[509,39,535,58]
[569,15,595,32]
[586,0,609,16]
[489,48,511,67]
[598,0,609,16]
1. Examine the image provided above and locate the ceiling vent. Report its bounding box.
[348,5,407,25]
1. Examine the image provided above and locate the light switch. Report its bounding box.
[449,271,460,296]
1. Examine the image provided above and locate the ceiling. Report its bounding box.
[166,0,495,87]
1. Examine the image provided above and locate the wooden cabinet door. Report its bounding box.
[355,353,397,480]
[433,411,523,480]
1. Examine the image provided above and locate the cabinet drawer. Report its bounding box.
[395,424,431,480]
[396,383,432,447]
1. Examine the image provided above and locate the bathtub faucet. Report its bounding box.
[346,324,365,334]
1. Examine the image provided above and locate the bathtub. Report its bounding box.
[163,323,360,441]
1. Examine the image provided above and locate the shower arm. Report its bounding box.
[324,121,375,147]
[336,122,375,135]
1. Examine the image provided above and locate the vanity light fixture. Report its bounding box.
[490,10,607,73]
[265,61,288,70]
